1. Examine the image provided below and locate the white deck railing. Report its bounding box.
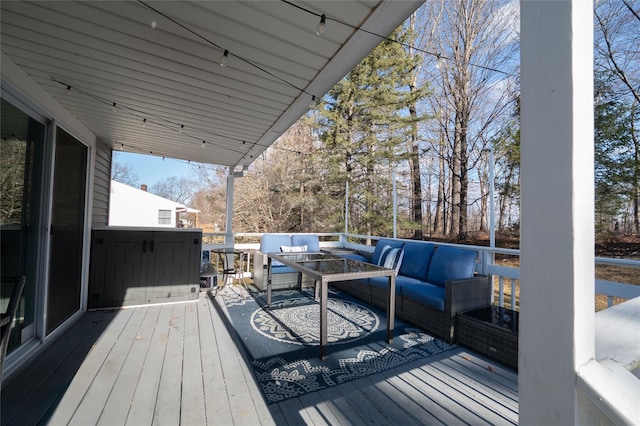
[203,231,640,310]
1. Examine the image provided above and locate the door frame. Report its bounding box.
[41,122,93,339]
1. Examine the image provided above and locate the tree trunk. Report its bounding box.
[458,111,469,240]
[632,103,639,233]
[450,113,462,238]
[434,139,446,235]
[409,100,423,240]
[478,164,487,232]
[408,14,423,240]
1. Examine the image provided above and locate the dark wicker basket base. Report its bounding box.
[456,309,518,371]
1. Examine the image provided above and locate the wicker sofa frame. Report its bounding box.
[332,275,491,343]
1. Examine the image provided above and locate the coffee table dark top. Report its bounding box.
[461,305,519,333]
[268,252,393,282]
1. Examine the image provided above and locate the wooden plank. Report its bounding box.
[126,304,174,425]
[265,404,288,426]
[2,310,117,425]
[68,307,148,425]
[303,385,368,426]
[445,351,518,397]
[180,302,207,425]
[410,363,505,425]
[99,306,162,424]
[336,378,420,425]
[206,293,277,426]
[373,368,448,425]
[152,303,185,426]
[199,295,234,425]
[208,293,263,425]
[433,355,518,418]
[276,396,317,425]
[45,308,134,425]
[296,392,346,425]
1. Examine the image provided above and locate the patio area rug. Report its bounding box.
[215,286,455,404]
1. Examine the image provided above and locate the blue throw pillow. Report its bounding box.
[372,239,404,265]
[377,245,404,275]
[426,246,477,287]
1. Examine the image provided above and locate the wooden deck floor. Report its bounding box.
[1,292,518,425]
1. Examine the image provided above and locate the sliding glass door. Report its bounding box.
[46,128,87,334]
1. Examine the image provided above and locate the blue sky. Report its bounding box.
[113,151,199,187]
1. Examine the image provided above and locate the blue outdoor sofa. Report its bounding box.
[252,234,491,342]
[333,238,492,342]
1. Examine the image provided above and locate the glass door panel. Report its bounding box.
[46,128,87,334]
[0,98,45,351]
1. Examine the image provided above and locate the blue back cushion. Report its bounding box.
[399,242,435,280]
[426,246,477,287]
[291,234,320,252]
[261,234,292,253]
[372,239,404,265]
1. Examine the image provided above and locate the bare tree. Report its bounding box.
[233,117,330,233]
[111,162,139,187]
[418,0,519,239]
[0,139,26,224]
[149,176,197,205]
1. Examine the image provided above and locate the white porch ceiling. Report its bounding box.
[1,0,422,168]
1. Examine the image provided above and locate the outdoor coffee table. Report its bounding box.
[266,252,396,360]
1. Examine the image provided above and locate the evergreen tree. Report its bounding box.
[318,26,426,237]
[594,73,639,234]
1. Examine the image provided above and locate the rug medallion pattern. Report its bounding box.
[251,296,379,345]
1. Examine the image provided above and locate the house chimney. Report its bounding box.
[140,184,147,191]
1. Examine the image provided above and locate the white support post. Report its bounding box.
[489,147,495,251]
[520,1,594,424]
[392,168,397,239]
[345,180,349,235]
[225,170,235,248]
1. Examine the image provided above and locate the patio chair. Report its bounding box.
[1,276,26,385]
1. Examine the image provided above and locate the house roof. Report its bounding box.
[111,179,199,212]
[0,0,422,169]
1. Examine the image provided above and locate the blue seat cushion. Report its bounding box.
[291,235,320,252]
[370,275,422,292]
[398,242,435,281]
[426,246,477,288]
[401,282,446,311]
[371,239,404,265]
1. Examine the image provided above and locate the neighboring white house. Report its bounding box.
[109,180,199,228]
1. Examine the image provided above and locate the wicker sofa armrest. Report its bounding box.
[445,275,492,317]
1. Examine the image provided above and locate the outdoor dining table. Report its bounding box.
[266,252,396,360]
